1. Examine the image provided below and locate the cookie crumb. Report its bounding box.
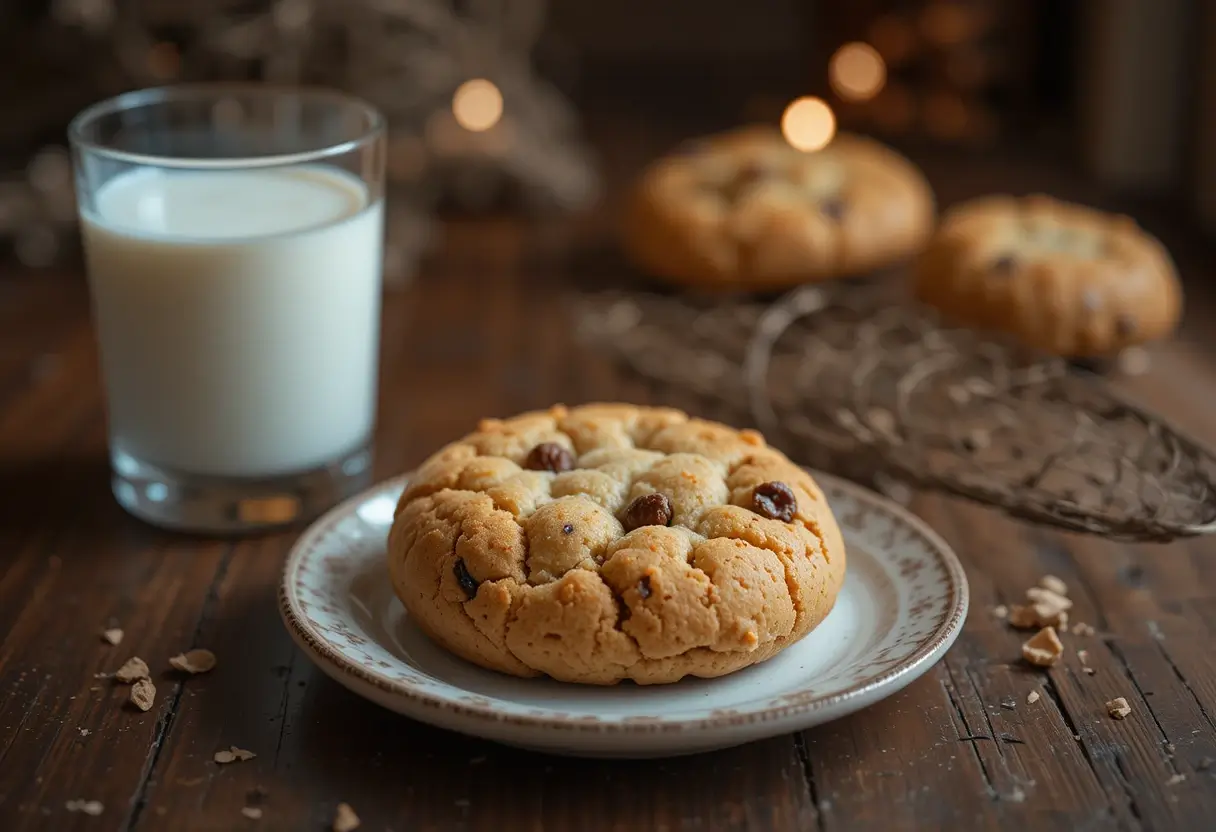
[1166,773,1186,786]
[241,807,263,820]
[333,802,360,831]
[1072,622,1095,637]
[1039,575,1068,596]
[215,746,255,764]
[1007,604,1039,629]
[1026,587,1073,612]
[1022,626,1063,667]
[114,657,150,684]
[1027,691,1041,705]
[169,649,217,675]
[1007,602,1067,630]
[129,679,156,711]
[79,728,91,737]
[992,605,1008,619]
[101,628,123,646]
[65,800,104,816]
[1106,697,1132,719]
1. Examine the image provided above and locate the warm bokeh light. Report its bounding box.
[830,42,887,102]
[781,97,836,152]
[452,79,503,132]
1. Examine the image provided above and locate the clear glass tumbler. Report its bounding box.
[69,85,386,533]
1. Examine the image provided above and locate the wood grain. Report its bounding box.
[3,126,1216,830]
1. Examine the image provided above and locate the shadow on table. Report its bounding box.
[0,453,177,558]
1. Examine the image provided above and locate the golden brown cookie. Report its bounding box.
[914,195,1182,357]
[387,404,846,685]
[622,126,935,291]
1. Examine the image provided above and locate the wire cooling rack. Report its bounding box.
[576,281,1216,542]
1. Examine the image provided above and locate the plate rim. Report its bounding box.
[278,470,969,735]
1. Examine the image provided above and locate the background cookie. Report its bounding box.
[914,195,1182,357]
[623,126,935,291]
[387,404,846,685]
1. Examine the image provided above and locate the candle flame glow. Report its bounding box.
[781,97,836,152]
[452,79,503,133]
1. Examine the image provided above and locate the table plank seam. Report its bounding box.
[941,672,1000,799]
[1136,636,1216,736]
[122,542,237,831]
[271,648,299,766]
[1040,675,1143,829]
[792,732,825,831]
[1104,639,1191,776]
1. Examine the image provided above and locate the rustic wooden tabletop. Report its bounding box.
[3,127,1216,831]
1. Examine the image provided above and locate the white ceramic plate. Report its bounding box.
[279,471,968,758]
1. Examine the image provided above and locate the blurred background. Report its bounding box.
[0,0,1211,281]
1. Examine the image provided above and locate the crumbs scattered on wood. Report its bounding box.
[114,657,150,684]
[65,800,103,816]
[129,678,156,712]
[214,747,256,765]
[1026,691,1040,705]
[1106,697,1132,720]
[1022,626,1063,667]
[169,649,217,675]
[101,628,123,646]
[1166,773,1187,786]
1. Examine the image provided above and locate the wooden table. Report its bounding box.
[4,130,1216,831]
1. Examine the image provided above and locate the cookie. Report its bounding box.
[622,126,935,291]
[914,195,1182,357]
[387,404,846,685]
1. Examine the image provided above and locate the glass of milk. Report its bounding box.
[69,85,386,533]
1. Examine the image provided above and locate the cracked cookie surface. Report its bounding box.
[387,404,847,685]
[622,126,935,291]
[914,195,1182,357]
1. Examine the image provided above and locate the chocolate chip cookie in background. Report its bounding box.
[914,195,1182,359]
[622,126,936,292]
[386,404,846,685]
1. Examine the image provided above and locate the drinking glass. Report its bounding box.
[69,84,386,533]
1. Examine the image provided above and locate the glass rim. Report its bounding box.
[67,83,386,170]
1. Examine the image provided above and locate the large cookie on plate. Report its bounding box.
[387,404,846,685]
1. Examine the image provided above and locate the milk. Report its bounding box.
[81,166,384,478]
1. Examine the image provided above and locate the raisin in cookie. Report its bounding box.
[623,126,934,291]
[387,404,846,685]
[915,195,1182,357]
